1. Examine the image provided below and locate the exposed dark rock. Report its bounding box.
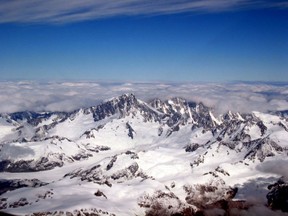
[111,162,139,181]
[82,130,95,139]
[220,142,236,150]
[64,164,112,186]
[166,129,173,137]
[0,178,48,196]
[158,127,163,136]
[257,121,267,136]
[126,122,135,139]
[0,159,34,172]
[127,162,139,175]
[138,190,195,216]
[29,208,115,216]
[125,150,134,155]
[94,190,107,199]
[267,179,288,212]
[215,166,230,177]
[36,190,54,200]
[0,150,94,172]
[243,138,283,162]
[72,153,92,161]
[106,156,117,171]
[185,144,200,152]
[184,179,238,208]
[9,198,29,208]
[84,144,111,153]
[278,122,288,132]
[191,155,204,167]
[125,151,139,159]
[171,182,175,188]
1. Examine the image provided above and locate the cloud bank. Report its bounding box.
[257,159,288,180]
[0,81,287,115]
[0,0,287,23]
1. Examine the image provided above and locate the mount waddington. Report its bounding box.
[0,93,288,216]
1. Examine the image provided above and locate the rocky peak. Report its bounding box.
[222,111,244,122]
[109,93,138,107]
[150,97,220,129]
[150,97,189,112]
[91,93,140,121]
[149,98,164,111]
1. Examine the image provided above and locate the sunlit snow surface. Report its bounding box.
[0,96,287,215]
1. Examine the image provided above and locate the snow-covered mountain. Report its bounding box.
[0,93,287,215]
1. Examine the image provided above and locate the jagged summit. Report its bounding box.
[105,93,137,102]
[87,93,161,122]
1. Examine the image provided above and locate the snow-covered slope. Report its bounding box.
[0,93,288,215]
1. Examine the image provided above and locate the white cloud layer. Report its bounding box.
[0,0,287,23]
[0,81,287,115]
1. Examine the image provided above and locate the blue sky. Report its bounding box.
[0,0,287,82]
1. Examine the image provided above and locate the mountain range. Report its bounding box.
[0,93,287,215]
